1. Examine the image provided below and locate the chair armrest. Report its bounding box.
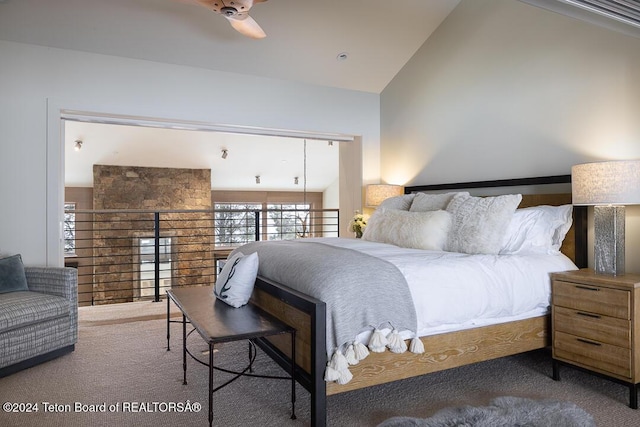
[24,267,78,302]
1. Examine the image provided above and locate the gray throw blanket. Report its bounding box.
[234,240,418,356]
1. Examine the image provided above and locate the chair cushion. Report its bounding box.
[0,291,70,334]
[0,254,29,294]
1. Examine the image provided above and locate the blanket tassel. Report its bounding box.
[368,328,388,353]
[353,341,370,361]
[324,350,353,384]
[410,336,425,354]
[387,329,407,353]
[345,343,359,365]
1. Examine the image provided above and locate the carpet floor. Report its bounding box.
[1,304,638,426]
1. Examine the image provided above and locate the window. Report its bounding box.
[267,203,311,240]
[64,203,76,254]
[212,192,324,246]
[214,203,262,247]
[139,237,172,263]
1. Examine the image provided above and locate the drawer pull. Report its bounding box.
[576,311,601,319]
[575,285,599,292]
[577,338,602,347]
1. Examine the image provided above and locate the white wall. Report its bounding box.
[323,177,340,209]
[380,0,640,272]
[0,40,380,266]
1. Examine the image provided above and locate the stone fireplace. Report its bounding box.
[92,165,213,304]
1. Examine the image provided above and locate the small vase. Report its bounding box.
[355,231,363,239]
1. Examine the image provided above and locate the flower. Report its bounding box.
[350,211,368,238]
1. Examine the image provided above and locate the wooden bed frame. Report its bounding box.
[249,175,588,426]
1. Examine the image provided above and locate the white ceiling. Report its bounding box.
[0,0,461,94]
[64,120,340,191]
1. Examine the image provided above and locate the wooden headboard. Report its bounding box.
[405,175,587,268]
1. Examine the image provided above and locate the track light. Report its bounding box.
[74,140,83,151]
[255,175,260,184]
[221,149,228,159]
[294,177,299,185]
[328,140,334,146]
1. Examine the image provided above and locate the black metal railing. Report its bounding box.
[64,208,339,306]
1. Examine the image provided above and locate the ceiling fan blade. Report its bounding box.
[226,15,266,39]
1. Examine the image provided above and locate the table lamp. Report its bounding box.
[571,160,640,275]
[365,184,404,207]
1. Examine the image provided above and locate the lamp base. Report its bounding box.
[594,205,625,275]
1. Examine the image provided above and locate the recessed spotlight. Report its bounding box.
[336,52,349,61]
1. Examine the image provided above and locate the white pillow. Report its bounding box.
[214,251,259,308]
[409,192,469,212]
[500,205,573,255]
[446,193,522,255]
[362,209,452,251]
[378,193,416,211]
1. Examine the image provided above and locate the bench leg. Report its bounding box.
[209,342,214,426]
[166,296,170,351]
[182,314,187,385]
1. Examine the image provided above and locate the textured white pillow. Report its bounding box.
[409,192,469,212]
[500,205,573,255]
[214,251,259,308]
[378,193,416,211]
[362,209,452,250]
[446,193,522,254]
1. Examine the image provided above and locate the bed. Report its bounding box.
[237,175,588,427]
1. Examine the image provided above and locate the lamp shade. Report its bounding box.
[571,160,640,206]
[365,184,404,207]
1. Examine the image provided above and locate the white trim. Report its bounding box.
[46,99,65,267]
[61,110,355,142]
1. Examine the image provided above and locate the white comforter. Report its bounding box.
[310,237,578,337]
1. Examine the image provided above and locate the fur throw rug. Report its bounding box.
[377,396,596,427]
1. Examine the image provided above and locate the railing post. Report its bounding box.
[254,210,260,241]
[154,212,161,302]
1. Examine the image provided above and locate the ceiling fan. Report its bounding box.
[190,0,268,39]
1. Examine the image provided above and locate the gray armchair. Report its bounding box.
[0,267,78,377]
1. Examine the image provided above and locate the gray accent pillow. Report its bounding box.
[378,194,416,211]
[0,254,29,293]
[446,193,522,254]
[409,192,469,212]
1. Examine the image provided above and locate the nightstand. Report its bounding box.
[551,269,640,409]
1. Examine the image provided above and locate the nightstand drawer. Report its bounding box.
[554,331,631,379]
[553,306,630,348]
[553,280,630,319]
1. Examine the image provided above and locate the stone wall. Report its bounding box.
[93,165,213,304]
